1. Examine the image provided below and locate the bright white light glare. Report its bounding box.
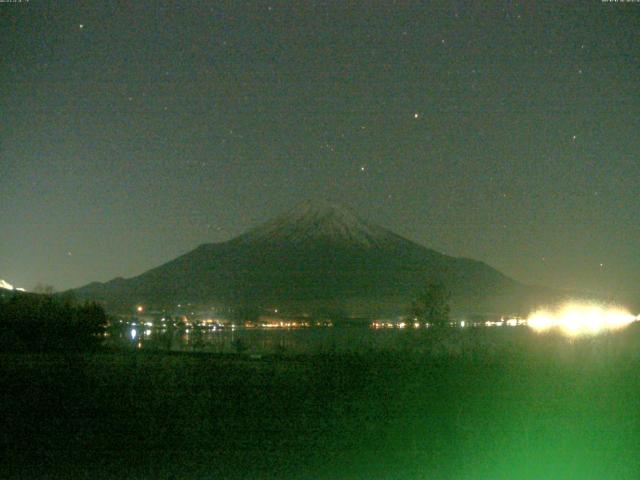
[528,302,636,336]
[130,328,137,340]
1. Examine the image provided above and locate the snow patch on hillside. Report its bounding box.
[0,279,25,291]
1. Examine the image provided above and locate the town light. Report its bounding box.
[528,302,636,337]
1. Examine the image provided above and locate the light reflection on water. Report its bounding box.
[105,318,640,356]
[108,325,421,355]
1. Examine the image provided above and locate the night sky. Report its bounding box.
[1,1,638,301]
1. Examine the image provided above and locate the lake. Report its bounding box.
[106,323,437,355]
[104,321,597,357]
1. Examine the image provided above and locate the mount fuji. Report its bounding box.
[71,201,557,317]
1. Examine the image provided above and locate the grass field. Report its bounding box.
[2,325,640,479]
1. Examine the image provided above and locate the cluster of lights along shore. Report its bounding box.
[383,303,639,336]
[131,301,639,338]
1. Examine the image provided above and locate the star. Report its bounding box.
[322,142,335,152]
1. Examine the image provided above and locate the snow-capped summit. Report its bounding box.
[0,279,25,291]
[238,199,398,248]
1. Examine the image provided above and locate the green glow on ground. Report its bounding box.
[2,326,640,479]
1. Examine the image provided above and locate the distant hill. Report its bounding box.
[71,200,569,317]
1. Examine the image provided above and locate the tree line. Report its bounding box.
[0,291,107,352]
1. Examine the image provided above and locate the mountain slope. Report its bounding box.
[71,201,555,316]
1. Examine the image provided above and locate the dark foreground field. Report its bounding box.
[2,326,640,479]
